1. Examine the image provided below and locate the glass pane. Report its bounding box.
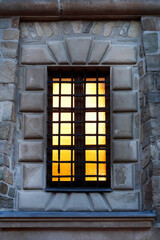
[52,163,71,181]
[98,136,106,145]
[52,78,59,81]
[52,150,58,161]
[98,150,106,162]
[86,150,97,161]
[61,113,71,121]
[85,112,96,121]
[60,150,71,161]
[52,136,58,145]
[98,97,105,107]
[85,136,96,145]
[98,164,106,181]
[85,123,96,134]
[61,78,72,82]
[86,97,96,108]
[98,123,106,134]
[98,83,105,95]
[53,83,59,94]
[61,83,71,94]
[85,163,97,181]
[86,78,96,82]
[86,83,96,95]
[98,112,106,121]
[61,96,71,107]
[60,136,71,145]
[52,123,58,134]
[52,113,59,121]
[61,123,71,134]
[98,77,105,81]
[53,96,59,107]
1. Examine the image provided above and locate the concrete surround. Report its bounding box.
[16,20,140,213]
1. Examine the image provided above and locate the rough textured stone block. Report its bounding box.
[92,22,102,35]
[143,33,158,54]
[19,92,44,112]
[112,67,132,90]
[18,191,52,211]
[128,21,140,38]
[89,193,110,211]
[88,41,109,64]
[147,55,160,72]
[113,114,133,139]
[3,30,19,40]
[112,91,137,112]
[0,61,17,83]
[47,41,69,64]
[0,83,15,101]
[146,92,160,103]
[19,140,44,162]
[0,122,11,140]
[23,164,43,189]
[113,140,138,162]
[102,45,137,64]
[21,45,55,64]
[25,67,45,90]
[0,182,8,194]
[66,37,92,64]
[0,101,15,121]
[4,167,13,184]
[113,164,133,189]
[65,193,92,211]
[8,187,15,198]
[24,114,44,139]
[0,196,13,209]
[46,193,67,211]
[1,41,18,59]
[104,191,139,211]
[142,17,160,31]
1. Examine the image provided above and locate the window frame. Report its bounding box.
[46,68,111,192]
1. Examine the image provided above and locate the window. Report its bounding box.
[47,69,110,191]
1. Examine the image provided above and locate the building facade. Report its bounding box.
[0,0,160,239]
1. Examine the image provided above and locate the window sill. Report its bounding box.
[0,211,156,229]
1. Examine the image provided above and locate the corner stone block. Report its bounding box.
[88,41,109,64]
[66,37,92,64]
[19,92,44,112]
[24,114,44,139]
[113,164,133,190]
[25,67,45,90]
[112,67,132,90]
[18,191,52,211]
[46,193,68,211]
[104,191,139,211]
[18,140,44,162]
[65,193,93,211]
[21,45,55,64]
[102,45,137,64]
[89,193,110,211]
[23,164,43,189]
[113,140,138,162]
[146,55,160,72]
[47,41,69,64]
[1,41,18,59]
[112,91,137,112]
[113,114,133,139]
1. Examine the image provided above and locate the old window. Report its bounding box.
[47,69,110,191]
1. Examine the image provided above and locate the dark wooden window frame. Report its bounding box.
[46,68,111,192]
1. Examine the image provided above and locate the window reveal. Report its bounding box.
[47,70,110,190]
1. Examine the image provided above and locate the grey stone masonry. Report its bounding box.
[0,17,19,210]
[17,20,141,213]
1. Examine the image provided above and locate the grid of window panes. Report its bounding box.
[47,71,110,190]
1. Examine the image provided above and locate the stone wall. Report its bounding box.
[16,20,141,212]
[0,18,19,210]
[141,17,160,221]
